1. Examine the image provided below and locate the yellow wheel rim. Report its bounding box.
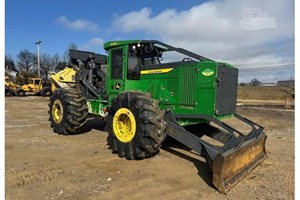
[52,99,63,123]
[113,108,136,143]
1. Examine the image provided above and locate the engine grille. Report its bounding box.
[179,66,196,106]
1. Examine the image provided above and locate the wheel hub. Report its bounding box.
[113,108,136,143]
[52,99,63,123]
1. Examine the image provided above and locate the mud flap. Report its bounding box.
[205,132,267,193]
[165,111,267,194]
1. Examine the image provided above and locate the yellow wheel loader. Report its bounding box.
[15,78,52,97]
[5,76,21,96]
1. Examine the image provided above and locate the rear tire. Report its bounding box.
[48,88,88,135]
[41,86,52,97]
[106,92,166,159]
[5,86,13,96]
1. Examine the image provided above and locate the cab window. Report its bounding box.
[127,50,140,80]
[35,79,40,85]
[111,49,123,79]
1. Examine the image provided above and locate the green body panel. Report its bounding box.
[87,100,107,116]
[87,40,237,126]
[125,62,217,115]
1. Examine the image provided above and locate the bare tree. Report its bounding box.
[249,78,261,86]
[55,61,67,71]
[17,50,37,73]
[52,53,61,69]
[5,55,18,72]
[40,53,53,79]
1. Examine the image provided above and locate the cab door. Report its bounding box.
[108,46,126,95]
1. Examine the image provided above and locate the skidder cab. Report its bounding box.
[49,40,267,193]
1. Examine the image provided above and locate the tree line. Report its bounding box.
[5,44,77,85]
[239,78,262,86]
[240,77,294,86]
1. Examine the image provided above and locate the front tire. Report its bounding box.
[106,92,166,159]
[48,88,88,135]
[41,86,52,97]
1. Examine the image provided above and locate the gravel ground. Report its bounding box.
[5,96,294,200]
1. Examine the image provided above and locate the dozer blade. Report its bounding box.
[208,132,267,193]
[165,112,267,194]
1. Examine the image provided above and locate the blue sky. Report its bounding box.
[5,0,295,82]
[5,0,205,57]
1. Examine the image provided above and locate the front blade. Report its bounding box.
[211,132,267,193]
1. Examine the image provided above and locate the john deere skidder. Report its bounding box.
[49,40,267,193]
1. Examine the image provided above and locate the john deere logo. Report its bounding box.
[202,68,214,76]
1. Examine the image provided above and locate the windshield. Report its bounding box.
[29,79,40,85]
[128,42,199,66]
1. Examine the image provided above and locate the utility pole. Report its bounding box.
[35,40,42,78]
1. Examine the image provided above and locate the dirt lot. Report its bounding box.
[238,86,294,100]
[5,96,294,200]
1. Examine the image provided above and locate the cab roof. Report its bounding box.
[104,40,162,50]
[103,40,213,62]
